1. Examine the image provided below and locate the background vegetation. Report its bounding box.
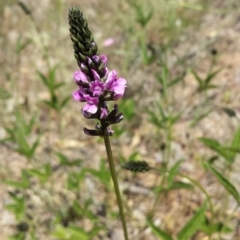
[0,0,240,239]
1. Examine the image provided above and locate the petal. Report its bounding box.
[116,77,127,86]
[73,71,88,83]
[72,90,86,101]
[91,69,101,81]
[92,55,100,63]
[103,38,114,47]
[90,81,105,96]
[100,54,108,65]
[106,70,117,83]
[100,108,108,119]
[83,103,98,114]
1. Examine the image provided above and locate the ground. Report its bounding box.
[0,0,240,239]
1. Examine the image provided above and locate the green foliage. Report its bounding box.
[155,65,185,89]
[147,102,182,129]
[27,163,52,184]
[205,163,240,204]
[177,202,206,240]
[85,159,111,190]
[167,159,183,187]
[37,65,70,111]
[4,170,30,189]
[199,127,240,163]
[0,88,11,99]
[55,152,82,167]
[129,1,154,28]
[9,233,25,240]
[147,219,173,240]
[199,216,232,235]
[5,194,26,221]
[67,171,85,191]
[52,225,89,240]
[1,111,39,160]
[119,98,136,121]
[15,36,32,54]
[1,1,240,239]
[191,68,221,92]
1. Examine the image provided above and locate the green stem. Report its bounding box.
[103,135,129,240]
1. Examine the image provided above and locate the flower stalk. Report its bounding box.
[68,6,128,239]
[103,135,129,240]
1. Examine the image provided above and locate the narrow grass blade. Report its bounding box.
[147,220,173,240]
[177,202,206,240]
[206,163,240,204]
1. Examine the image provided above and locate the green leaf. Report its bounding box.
[5,196,26,220]
[191,70,203,87]
[205,68,221,84]
[169,111,182,125]
[85,159,111,189]
[55,152,82,166]
[9,232,25,240]
[199,137,232,162]
[60,96,71,108]
[167,160,183,186]
[27,163,51,183]
[0,88,11,99]
[205,163,240,204]
[177,202,206,240]
[191,109,212,127]
[119,99,136,121]
[199,216,232,234]
[52,225,89,240]
[88,226,105,238]
[4,180,29,189]
[54,82,65,90]
[67,172,80,190]
[167,72,185,87]
[168,181,194,191]
[29,137,40,158]
[228,127,240,161]
[37,71,49,88]
[147,220,173,240]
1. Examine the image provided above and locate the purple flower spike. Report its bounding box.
[69,7,127,137]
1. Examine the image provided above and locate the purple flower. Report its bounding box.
[103,38,114,47]
[72,87,87,102]
[90,81,105,97]
[91,69,101,81]
[100,54,108,65]
[83,95,99,114]
[105,70,127,99]
[73,71,89,85]
[100,108,108,119]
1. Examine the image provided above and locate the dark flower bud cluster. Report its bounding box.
[122,161,151,173]
[69,6,97,64]
[68,7,127,136]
